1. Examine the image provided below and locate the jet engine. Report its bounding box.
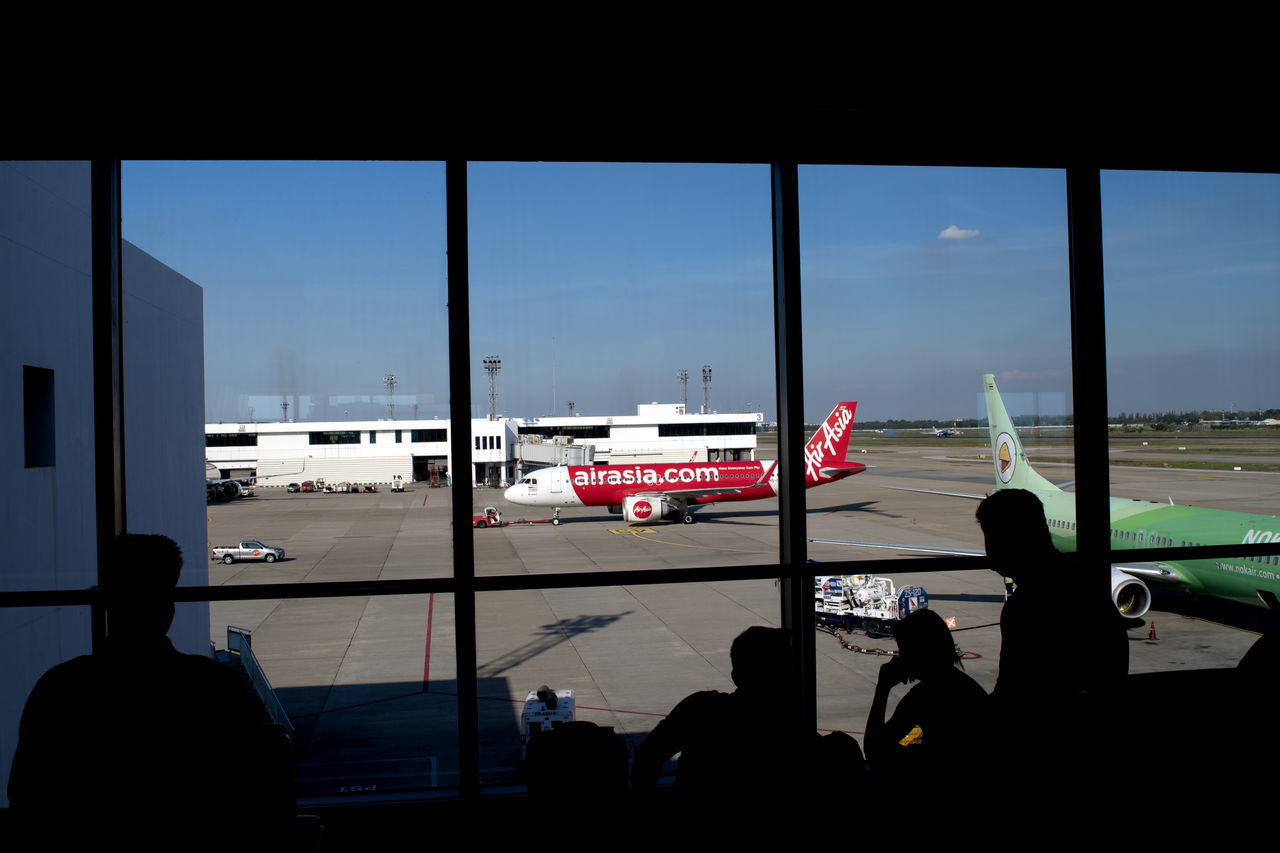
[622,495,674,524]
[1110,567,1151,617]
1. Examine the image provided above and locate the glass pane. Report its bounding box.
[1102,169,1280,663]
[475,580,781,789]
[213,593,457,797]
[798,165,1073,738]
[467,163,777,572]
[122,161,452,581]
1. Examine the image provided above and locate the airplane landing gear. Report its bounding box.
[552,507,561,526]
[681,512,695,524]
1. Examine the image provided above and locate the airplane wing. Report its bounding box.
[883,485,987,500]
[1111,562,1185,584]
[808,538,984,557]
[628,462,778,504]
[809,539,1188,586]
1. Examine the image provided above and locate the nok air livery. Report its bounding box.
[812,374,1280,619]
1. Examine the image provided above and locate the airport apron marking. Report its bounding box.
[609,527,773,554]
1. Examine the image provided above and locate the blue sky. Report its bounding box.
[122,162,1280,425]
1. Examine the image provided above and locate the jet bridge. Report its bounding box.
[515,435,596,467]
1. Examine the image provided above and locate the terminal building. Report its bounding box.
[205,404,764,489]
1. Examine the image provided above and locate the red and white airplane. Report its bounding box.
[503,402,864,524]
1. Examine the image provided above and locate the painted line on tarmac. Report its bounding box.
[422,592,435,691]
[608,527,773,554]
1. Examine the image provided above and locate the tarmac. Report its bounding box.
[204,442,1273,797]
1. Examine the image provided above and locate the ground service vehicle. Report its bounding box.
[814,574,929,635]
[473,507,502,528]
[210,541,286,564]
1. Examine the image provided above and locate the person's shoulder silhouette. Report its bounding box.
[8,534,286,847]
[631,626,808,802]
[976,489,1127,703]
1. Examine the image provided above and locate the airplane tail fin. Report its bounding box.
[804,402,860,484]
[983,374,1059,495]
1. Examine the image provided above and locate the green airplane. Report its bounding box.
[811,374,1280,618]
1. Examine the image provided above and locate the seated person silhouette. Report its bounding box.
[630,626,854,806]
[8,534,292,847]
[863,609,990,791]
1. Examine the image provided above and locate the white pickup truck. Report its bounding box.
[209,540,285,564]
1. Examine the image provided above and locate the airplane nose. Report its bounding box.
[503,484,518,503]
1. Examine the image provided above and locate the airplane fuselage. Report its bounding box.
[505,458,864,522]
[506,400,864,524]
[1038,490,1280,608]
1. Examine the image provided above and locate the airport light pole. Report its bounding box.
[702,365,712,414]
[678,369,688,409]
[383,373,397,420]
[484,356,501,421]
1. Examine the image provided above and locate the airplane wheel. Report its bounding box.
[681,513,695,524]
[552,518,560,526]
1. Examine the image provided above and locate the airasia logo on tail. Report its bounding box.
[805,404,854,480]
[632,500,653,519]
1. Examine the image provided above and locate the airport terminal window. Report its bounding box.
[411,429,447,442]
[798,165,1076,730]
[205,432,257,447]
[309,431,360,445]
[657,422,754,437]
[463,161,777,786]
[516,424,611,439]
[1100,169,1280,646]
[7,157,1278,809]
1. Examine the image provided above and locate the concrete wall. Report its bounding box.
[122,240,209,655]
[0,163,208,802]
[0,162,97,805]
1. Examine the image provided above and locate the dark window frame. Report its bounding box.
[4,154,1278,808]
[205,432,258,448]
[308,431,360,445]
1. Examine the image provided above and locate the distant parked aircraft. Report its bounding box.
[812,375,1280,618]
[506,402,866,524]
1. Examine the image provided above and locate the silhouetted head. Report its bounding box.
[976,488,1054,580]
[730,626,788,692]
[101,534,183,642]
[893,609,961,679]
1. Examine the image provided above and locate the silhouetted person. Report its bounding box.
[863,609,990,794]
[8,534,291,850]
[631,626,858,807]
[977,489,1128,704]
[976,489,1128,797]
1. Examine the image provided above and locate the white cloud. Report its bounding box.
[938,225,980,240]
